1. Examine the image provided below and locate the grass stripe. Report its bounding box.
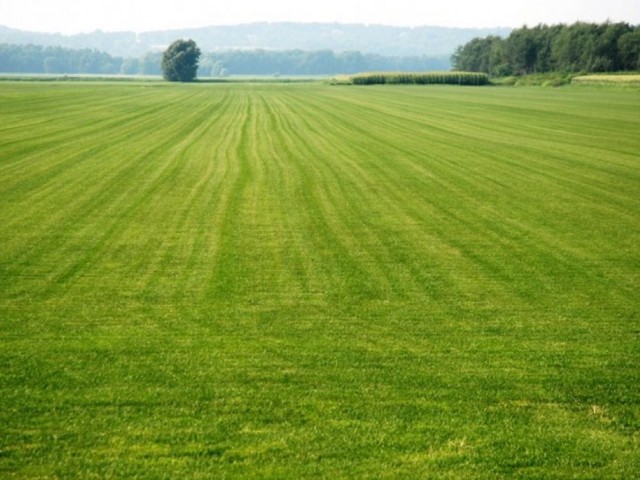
[1,81,639,478]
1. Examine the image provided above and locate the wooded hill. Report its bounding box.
[0,23,510,58]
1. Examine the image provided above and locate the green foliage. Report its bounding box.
[0,44,165,76]
[493,72,576,87]
[1,82,639,478]
[350,71,489,85]
[162,39,201,82]
[140,52,162,75]
[0,43,125,74]
[451,36,504,74]
[0,43,452,77]
[198,50,451,76]
[453,21,639,76]
[618,30,640,70]
[119,57,140,75]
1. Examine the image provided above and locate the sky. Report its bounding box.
[1,0,639,34]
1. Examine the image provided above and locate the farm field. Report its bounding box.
[572,73,640,86]
[1,81,639,478]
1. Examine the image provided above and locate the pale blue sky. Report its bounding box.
[2,0,638,34]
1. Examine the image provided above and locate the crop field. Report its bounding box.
[1,81,639,478]
[349,71,489,85]
[572,74,640,87]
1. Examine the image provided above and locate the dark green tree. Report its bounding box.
[162,39,201,82]
[505,26,539,74]
[593,22,633,71]
[618,28,640,70]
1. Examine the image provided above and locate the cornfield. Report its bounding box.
[572,74,640,86]
[350,71,490,85]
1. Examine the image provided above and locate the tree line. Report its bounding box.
[452,22,640,76]
[0,43,450,76]
[0,44,161,75]
[198,50,449,76]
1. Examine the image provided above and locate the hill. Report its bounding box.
[0,22,511,58]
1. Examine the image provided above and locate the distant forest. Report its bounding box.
[0,23,510,58]
[0,44,449,75]
[453,22,640,75]
[0,22,510,76]
[3,21,639,77]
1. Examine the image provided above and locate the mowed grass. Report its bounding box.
[1,81,639,478]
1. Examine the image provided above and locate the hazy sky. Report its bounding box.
[2,0,639,34]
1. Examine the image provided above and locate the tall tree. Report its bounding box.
[162,39,201,82]
[505,26,538,74]
[618,28,640,70]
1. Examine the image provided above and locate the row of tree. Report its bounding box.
[198,50,449,76]
[0,44,161,75]
[452,22,640,76]
[0,43,450,76]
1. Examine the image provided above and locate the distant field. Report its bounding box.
[1,82,639,478]
[572,74,640,86]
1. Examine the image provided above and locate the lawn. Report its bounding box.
[1,81,639,478]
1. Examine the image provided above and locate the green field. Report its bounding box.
[1,82,639,478]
